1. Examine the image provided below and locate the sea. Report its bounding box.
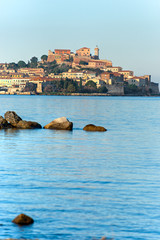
[0,95,160,240]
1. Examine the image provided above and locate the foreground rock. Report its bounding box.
[16,120,42,129]
[12,213,34,225]
[83,124,107,132]
[44,117,73,130]
[0,116,12,129]
[4,111,22,127]
[99,237,114,240]
[3,111,42,129]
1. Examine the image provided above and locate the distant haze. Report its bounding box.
[0,0,160,83]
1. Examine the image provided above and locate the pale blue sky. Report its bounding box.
[0,0,160,82]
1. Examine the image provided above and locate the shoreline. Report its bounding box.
[0,92,159,97]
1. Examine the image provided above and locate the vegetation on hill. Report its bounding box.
[41,78,108,95]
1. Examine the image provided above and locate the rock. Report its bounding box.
[99,237,114,240]
[16,120,42,129]
[4,111,42,129]
[4,111,22,127]
[44,117,73,130]
[0,116,12,129]
[100,237,107,240]
[12,213,34,225]
[83,124,107,132]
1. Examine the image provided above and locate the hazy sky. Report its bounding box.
[0,0,160,83]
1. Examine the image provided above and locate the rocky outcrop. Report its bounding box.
[83,124,107,132]
[2,111,42,129]
[16,120,42,129]
[44,117,73,130]
[12,213,34,225]
[0,116,12,129]
[4,111,22,127]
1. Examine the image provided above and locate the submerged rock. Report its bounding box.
[4,111,22,127]
[44,117,73,130]
[83,124,107,132]
[12,213,34,225]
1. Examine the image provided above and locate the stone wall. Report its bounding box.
[107,83,124,95]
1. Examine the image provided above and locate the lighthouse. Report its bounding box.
[94,46,99,59]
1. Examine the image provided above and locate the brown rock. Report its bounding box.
[4,111,22,127]
[12,213,34,225]
[44,117,73,130]
[83,124,107,132]
[0,116,12,129]
[16,120,42,129]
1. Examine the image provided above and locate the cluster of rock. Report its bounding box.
[0,111,42,129]
[0,111,107,132]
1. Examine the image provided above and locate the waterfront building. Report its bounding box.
[0,77,30,87]
[101,72,123,85]
[128,77,146,87]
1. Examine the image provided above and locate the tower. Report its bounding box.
[94,46,99,59]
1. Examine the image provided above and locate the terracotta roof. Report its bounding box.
[119,70,133,73]
[107,66,121,68]
[55,49,71,51]
[112,72,122,76]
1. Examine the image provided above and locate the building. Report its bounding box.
[55,49,71,55]
[0,77,30,87]
[101,72,123,85]
[76,47,90,57]
[94,46,99,59]
[62,70,83,79]
[85,78,105,88]
[17,68,44,77]
[47,49,71,64]
[128,77,146,87]
[88,60,112,69]
[105,66,122,72]
[119,70,134,79]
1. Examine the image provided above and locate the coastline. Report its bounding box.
[0,93,159,97]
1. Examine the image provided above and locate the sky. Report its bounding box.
[0,0,160,83]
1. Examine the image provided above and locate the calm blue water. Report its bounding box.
[0,95,160,240]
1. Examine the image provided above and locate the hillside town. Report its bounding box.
[0,46,159,95]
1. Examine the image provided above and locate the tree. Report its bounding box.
[67,83,76,93]
[44,84,55,93]
[85,80,97,88]
[30,56,38,68]
[23,82,37,92]
[17,60,26,68]
[41,55,48,62]
[8,62,18,70]
[98,85,108,93]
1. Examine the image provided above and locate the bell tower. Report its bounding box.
[94,46,99,59]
